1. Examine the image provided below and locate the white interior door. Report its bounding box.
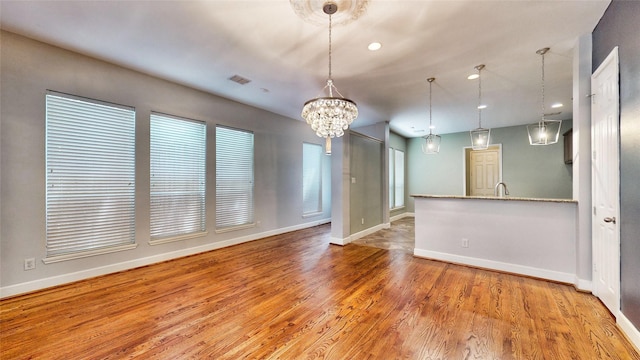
[591,47,620,317]
[469,148,499,196]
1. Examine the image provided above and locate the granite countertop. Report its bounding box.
[410,194,577,204]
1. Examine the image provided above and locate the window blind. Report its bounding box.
[389,147,394,209]
[150,113,206,241]
[215,126,254,230]
[302,143,322,215]
[394,149,405,208]
[45,93,136,259]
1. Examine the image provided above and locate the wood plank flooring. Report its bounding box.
[1,220,639,359]
[352,217,415,253]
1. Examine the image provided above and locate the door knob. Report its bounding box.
[604,216,616,224]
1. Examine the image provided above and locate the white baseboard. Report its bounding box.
[390,212,414,222]
[618,312,640,354]
[574,277,593,292]
[0,218,331,299]
[413,248,575,284]
[330,222,391,246]
[350,223,388,242]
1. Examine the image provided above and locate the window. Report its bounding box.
[215,126,254,230]
[45,92,136,262]
[389,148,394,208]
[389,148,405,209]
[150,113,206,243]
[302,142,323,216]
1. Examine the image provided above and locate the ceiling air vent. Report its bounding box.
[229,75,251,85]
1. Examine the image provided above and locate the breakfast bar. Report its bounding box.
[412,195,578,283]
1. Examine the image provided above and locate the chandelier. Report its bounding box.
[527,47,562,145]
[301,2,358,155]
[422,77,441,154]
[470,64,490,150]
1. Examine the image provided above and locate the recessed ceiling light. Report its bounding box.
[368,42,381,51]
[551,103,563,108]
[477,104,487,109]
[467,74,479,80]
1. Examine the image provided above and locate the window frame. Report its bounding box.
[44,91,137,263]
[215,125,255,232]
[302,142,323,217]
[389,147,405,210]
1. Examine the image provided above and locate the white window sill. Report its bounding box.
[302,211,324,218]
[149,231,208,246]
[215,223,256,234]
[43,243,138,264]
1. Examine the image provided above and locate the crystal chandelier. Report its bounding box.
[527,47,562,145]
[301,2,358,155]
[422,77,441,154]
[470,64,490,150]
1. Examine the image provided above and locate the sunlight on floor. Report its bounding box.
[351,217,415,253]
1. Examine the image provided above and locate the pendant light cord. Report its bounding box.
[478,66,482,129]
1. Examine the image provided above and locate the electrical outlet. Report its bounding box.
[361,218,365,225]
[461,238,469,248]
[24,258,36,271]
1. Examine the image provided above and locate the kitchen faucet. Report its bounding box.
[494,182,509,197]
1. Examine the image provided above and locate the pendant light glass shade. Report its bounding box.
[527,119,562,145]
[422,134,442,154]
[470,64,490,150]
[527,48,562,145]
[422,77,441,154]
[470,128,491,150]
[301,2,358,154]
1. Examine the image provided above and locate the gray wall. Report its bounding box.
[349,133,383,234]
[593,0,640,330]
[0,31,331,292]
[407,122,573,211]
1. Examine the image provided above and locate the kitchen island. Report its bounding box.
[412,195,578,284]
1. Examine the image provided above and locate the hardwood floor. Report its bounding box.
[1,221,639,359]
[352,217,415,253]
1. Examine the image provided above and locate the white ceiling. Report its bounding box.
[0,0,610,138]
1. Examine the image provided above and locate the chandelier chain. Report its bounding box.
[541,50,545,123]
[429,80,433,134]
[328,13,332,82]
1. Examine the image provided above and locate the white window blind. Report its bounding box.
[302,143,323,215]
[215,126,254,230]
[389,147,394,209]
[394,149,405,208]
[150,113,206,242]
[45,93,136,260]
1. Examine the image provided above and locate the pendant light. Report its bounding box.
[301,2,358,155]
[422,77,441,154]
[527,47,562,145]
[470,64,490,150]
